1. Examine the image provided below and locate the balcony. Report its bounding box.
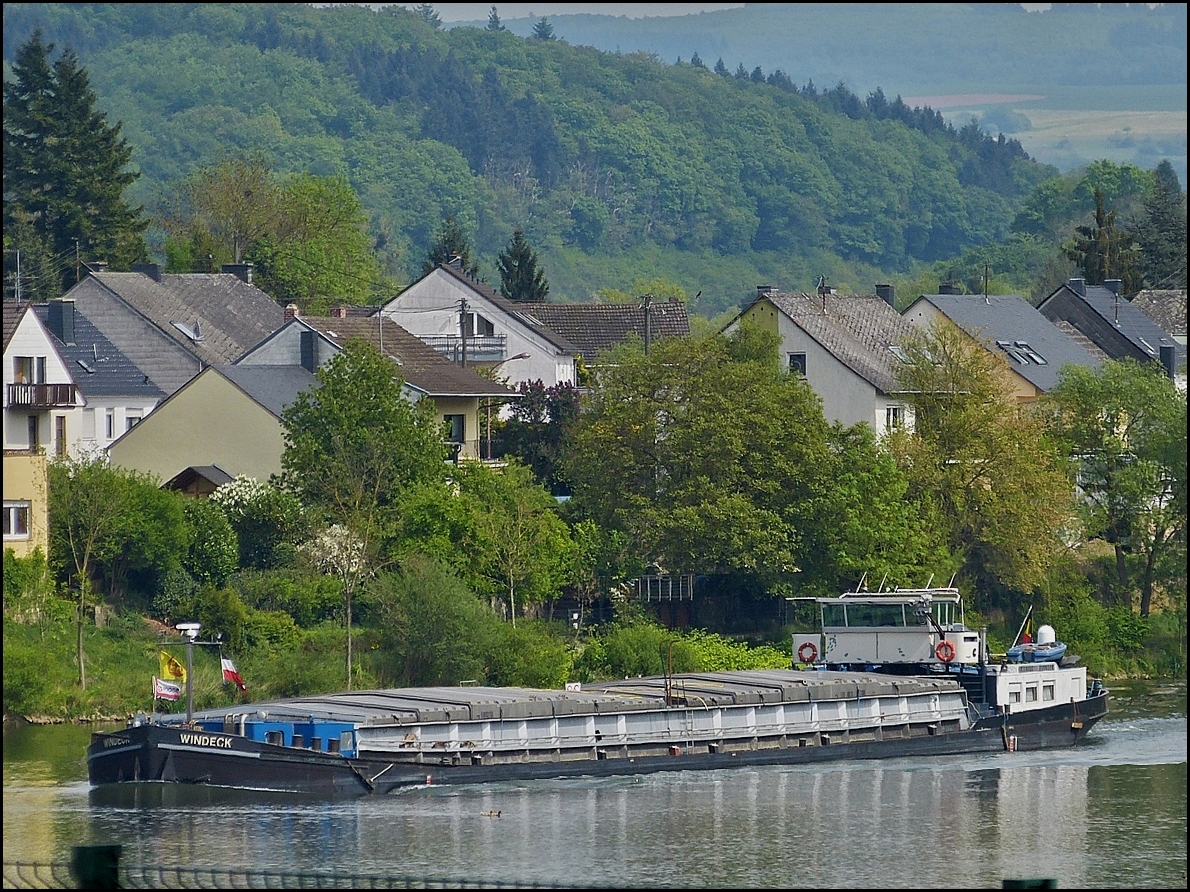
[421,335,508,364]
[7,382,77,409]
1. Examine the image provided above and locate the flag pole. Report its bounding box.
[1010,605,1033,649]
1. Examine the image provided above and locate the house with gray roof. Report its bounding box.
[1129,288,1187,347]
[1037,278,1184,385]
[526,297,691,363]
[62,263,285,396]
[107,363,317,485]
[237,310,515,461]
[903,292,1102,400]
[379,262,579,389]
[720,285,918,435]
[32,298,164,459]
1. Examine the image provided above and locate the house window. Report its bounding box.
[13,356,46,384]
[444,414,465,445]
[125,412,142,432]
[27,415,39,450]
[55,415,67,457]
[788,353,807,376]
[106,411,115,440]
[885,406,904,429]
[3,502,31,540]
[1014,341,1047,364]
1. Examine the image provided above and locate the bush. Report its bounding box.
[484,620,573,688]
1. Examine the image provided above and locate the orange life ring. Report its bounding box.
[797,641,819,663]
[935,639,957,663]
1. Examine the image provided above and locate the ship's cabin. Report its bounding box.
[817,587,982,666]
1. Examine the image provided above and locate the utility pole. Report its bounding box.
[15,250,20,303]
[459,297,469,367]
[642,294,652,356]
[74,238,80,283]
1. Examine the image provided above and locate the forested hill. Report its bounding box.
[3,3,1063,316]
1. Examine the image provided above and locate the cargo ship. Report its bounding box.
[87,585,1107,797]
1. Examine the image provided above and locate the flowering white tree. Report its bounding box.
[299,523,370,688]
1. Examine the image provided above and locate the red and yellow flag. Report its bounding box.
[159,650,186,684]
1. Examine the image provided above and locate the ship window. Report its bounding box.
[1042,683,1055,701]
[821,604,846,627]
[1009,685,1022,704]
[1025,685,1038,702]
[265,731,284,745]
[340,731,354,751]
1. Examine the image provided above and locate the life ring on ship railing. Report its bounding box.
[797,641,819,663]
[935,639,957,663]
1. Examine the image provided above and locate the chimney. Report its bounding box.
[47,299,76,345]
[1160,344,1177,381]
[875,284,895,307]
[1104,279,1122,297]
[221,262,254,285]
[756,285,774,297]
[83,261,108,276]
[448,254,463,270]
[938,283,962,295]
[332,306,348,319]
[1067,277,1086,296]
[300,329,316,372]
[284,304,300,321]
[131,262,162,282]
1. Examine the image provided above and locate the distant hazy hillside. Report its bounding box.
[489,3,1187,96]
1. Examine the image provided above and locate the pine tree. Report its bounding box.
[486,6,504,31]
[1064,188,1141,294]
[497,229,550,303]
[422,215,481,279]
[3,30,147,297]
[1135,160,1188,289]
[531,18,555,40]
[714,58,729,76]
[414,4,442,29]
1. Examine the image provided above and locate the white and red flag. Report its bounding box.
[153,676,182,701]
[221,657,248,692]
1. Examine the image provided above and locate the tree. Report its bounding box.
[159,157,388,312]
[1134,160,1187,289]
[280,340,447,686]
[690,52,705,69]
[714,58,729,76]
[48,458,160,687]
[531,18,555,40]
[497,380,581,494]
[458,462,575,626]
[3,30,147,298]
[421,215,480,278]
[497,228,550,302]
[486,6,504,31]
[1044,359,1187,617]
[1064,187,1141,293]
[414,4,442,29]
[889,322,1076,610]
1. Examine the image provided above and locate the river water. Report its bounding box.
[3,680,1185,889]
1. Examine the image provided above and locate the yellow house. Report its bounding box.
[3,450,49,558]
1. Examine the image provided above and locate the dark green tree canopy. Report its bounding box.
[422,215,481,279]
[414,4,441,29]
[3,30,147,297]
[1135,160,1187,289]
[486,6,504,31]
[497,228,550,302]
[531,18,555,40]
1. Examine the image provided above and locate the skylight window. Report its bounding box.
[1138,337,1156,355]
[996,340,1030,364]
[1014,341,1047,364]
[171,320,204,341]
[888,345,910,363]
[76,359,95,374]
